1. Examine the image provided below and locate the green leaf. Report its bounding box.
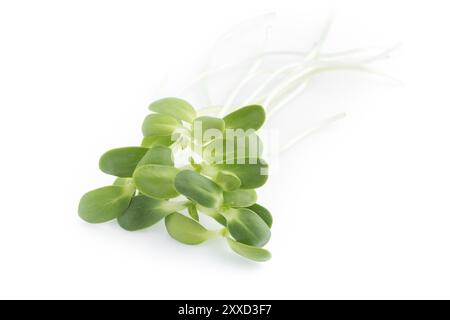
[223,189,257,208]
[204,133,263,164]
[118,195,187,231]
[193,116,225,132]
[78,185,134,223]
[227,238,271,262]
[174,170,223,208]
[99,147,149,178]
[192,116,225,144]
[165,213,217,245]
[148,97,196,123]
[223,208,271,247]
[198,163,241,191]
[133,164,179,199]
[142,113,180,137]
[213,158,268,189]
[136,146,174,168]
[247,203,272,228]
[113,177,134,187]
[214,170,241,191]
[223,105,265,131]
[141,135,173,148]
[187,204,199,221]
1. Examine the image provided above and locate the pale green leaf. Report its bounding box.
[78,185,134,223]
[149,97,196,123]
[99,147,148,177]
[223,189,257,208]
[174,170,223,208]
[165,213,216,245]
[142,113,180,137]
[133,164,179,199]
[223,105,265,131]
[227,238,271,262]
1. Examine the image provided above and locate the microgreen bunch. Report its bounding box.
[78,16,396,262]
[79,98,272,262]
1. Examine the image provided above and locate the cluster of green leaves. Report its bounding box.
[78,97,272,262]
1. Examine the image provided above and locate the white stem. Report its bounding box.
[176,48,375,97]
[220,60,262,116]
[243,46,390,106]
[243,61,305,105]
[306,14,334,61]
[169,136,183,152]
[265,61,397,115]
[223,15,332,109]
[262,16,333,110]
[267,50,400,118]
[278,112,346,154]
[351,43,402,64]
[267,79,310,118]
[202,12,276,107]
[219,17,274,117]
[263,63,317,109]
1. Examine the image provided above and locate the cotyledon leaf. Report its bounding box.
[247,203,273,228]
[99,147,149,178]
[136,146,174,168]
[227,238,271,262]
[213,158,268,189]
[113,177,134,187]
[78,185,134,223]
[214,170,241,191]
[198,163,241,191]
[141,135,174,148]
[142,113,180,137]
[133,164,179,199]
[223,189,257,208]
[187,204,199,221]
[223,105,265,131]
[148,97,196,123]
[193,116,225,133]
[192,116,225,144]
[203,133,263,164]
[165,213,218,245]
[174,170,223,208]
[79,96,274,259]
[222,207,271,247]
[118,195,188,231]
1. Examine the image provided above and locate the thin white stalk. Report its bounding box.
[243,61,306,105]
[265,61,398,118]
[263,15,333,110]
[176,48,371,97]
[169,136,183,153]
[202,12,277,107]
[177,52,287,97]
[263,64,316,109]
[267,80,310,118]
[305,14,334,61]
[278,112,346,154]
[241,46,386,106]
[244,17,332,106]
[347,43,402,64]
[218,15,274,117]
[219,59,263,117]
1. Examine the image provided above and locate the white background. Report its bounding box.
[1,0,449,299]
